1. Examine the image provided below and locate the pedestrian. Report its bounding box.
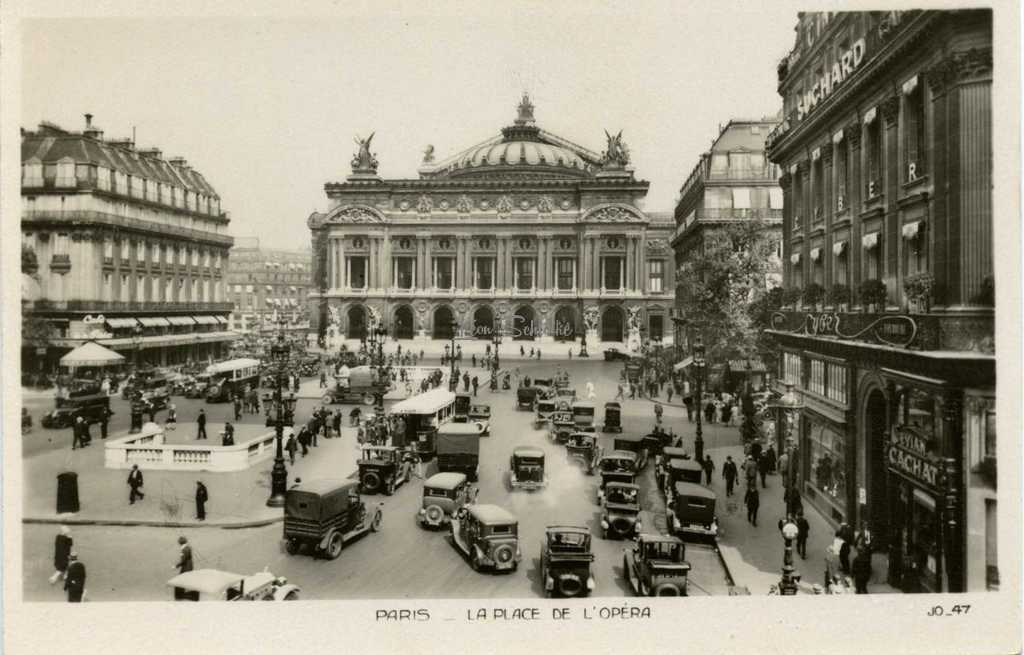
[615,384,625,401]
[852,548,873,594]
[666,386,674,403]
[758,452,770,488]
[694,433,704,464]
[854,521,874,554]
[743,455,758,488]
[528,347,534,358]
[298,426,310,456]
[472,354,477,368]
[744,486,760,526]
[285,431,298,465]
[64,552,86,602]
[71,415,84,450]
[629,383,636,399]
[536,348,541,360]
[222,421,235,446]
[765,445,777,474]
[196,408,207,440]
[195,482,208,521]
[320,370,327,389]
[837,527,853,574]
[472,376,479,397]
[683,395,693,422]
[795,510,810,559]
[147,402,158,424]
[750,439,763,462]
[520,345,525,357]
[49,526,73,585]
[722,456,738,497]
[233,395,243,421]
[778,450,789,483]
[173,536,194,600]
[784,485,803,517]
[332,411,342,439]
[654,402,664,425]
[127,464,145,504]
[463,372,470,392]
[568,349,573,360]
[702,455,715,485]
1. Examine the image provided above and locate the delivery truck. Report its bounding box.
[435,423,483,482]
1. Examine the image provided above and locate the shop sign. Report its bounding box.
[796,38,867,120]
[770,311,918,348]
[886,426,940,490]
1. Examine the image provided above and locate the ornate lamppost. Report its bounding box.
[367,319,387,414]
[448,319,459,392]
[490,317,503,391]
[693,335,706,463]
[768,382,804,493]
[131,324,143,371]
[265,320,297,507]
[779,519,801,595]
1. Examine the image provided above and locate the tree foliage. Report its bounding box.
[22,313,56,349]
[676,220,780,365]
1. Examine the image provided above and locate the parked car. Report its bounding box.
[184,374,212,399]
[419,472,476,529]
[655,447,694,489]
[596,450,638,504]
[667,481,719,540]
[602,401,622,432]
[565,432,601,474]
[358,446,414,495]
[640,427,673,459]
[322,366,391,405]
[539,525,596,597]
[450,504,522,573]
[41,394,112,430]
[623,534,691,596]
[613,434,649,471]
[603,348,631,362]
[509,446,547,490]
[662,459,705,497]
[600,482,642,539]
[166,568,300,601]
[283,479,383,559]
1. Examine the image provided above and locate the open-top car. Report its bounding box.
[358,446,414,496]
[539,526,596,597]
[283,479,383,559]
[603,348,632,362]
[600,481,642,539]
[613,434,649,471]
[468,403,491,436]
[596,450,638,504]
[623,534,691,596]
[41,393,111,429]
[565,432,601,474]
[166,568,300,601]
[419,472,476,529]
[509,446,547,490]
[450,504,522,573]
[667,481,719,540]
[602,401,622,433]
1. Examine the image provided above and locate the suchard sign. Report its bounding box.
[796,37,867,120]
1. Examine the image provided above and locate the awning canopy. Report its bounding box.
[728,359,767,373]
[167,316,196,326]
[790,253,801,264]
[673,356,694,372]
[809,247,822,261]
[265,285,273,291]
[105,317,140,329]
[138,317,170,327]
[833,241,847,256]
[862,232,879,249]
[192,315,219,325]
[215,316,229,325]
[902,220,923,240]
[60,341,126,368]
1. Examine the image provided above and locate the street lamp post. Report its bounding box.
[368,320,387,414]
[693,335,706,463]
[448,319,458,392]
[131,325,143,371]
[779,519,800,595]
[490,317,502,391]
[770,382,804,492]
[265,320,296,507]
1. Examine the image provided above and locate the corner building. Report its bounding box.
[766,10,995,592]
[307,97,675,346]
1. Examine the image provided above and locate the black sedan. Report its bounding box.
[603,348,632,362]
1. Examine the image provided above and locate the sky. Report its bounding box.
[20,5,797,250]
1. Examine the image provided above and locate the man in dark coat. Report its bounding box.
[702,455,715,485]
[196,408,207,440]
[71,416,84,450]
[471,376,479,397]
[222,422,235,446]
[127,464,145,504]
[758,453,770,488]
[195,482,208,521]
[100,407,110,439]
[682,395,694,422]
[462,372,470,392]
[233,395,243,421]
[50,526,73,584]
[852,548,873,594]
[64,552,86,602]
[765,445,777,474]
[332,411,342,439]
[173,536,194,600]
[744,487,760,526]
[298,426,310,456]
[722,456,738,497]
[285,431,298,465]
[795,511,810,559]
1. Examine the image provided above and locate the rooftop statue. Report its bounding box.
[351,132,379,174]
[422,144,435,164]
[601,130,630,168]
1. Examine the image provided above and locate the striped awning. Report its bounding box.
[137,317,170,327]
[167,316,196,326]
[215,316,229,325]
[862,232,879,249]
[191,315,219,325]
[104,317,140,329]
[902,220,923,240]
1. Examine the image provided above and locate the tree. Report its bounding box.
[675,219,780,365]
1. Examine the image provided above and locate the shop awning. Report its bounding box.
[138,317,170,327]
[60,341,126,367]
[192,315,219,325]
[790,253,801,265]
[862,232,879,249]
[673,356,694,372]
[728,359,767,373]
[105,317,140,329]
[215,316,229,325]
[833,241,847,256]
[265,285,273,291]
[810,247,822,261]
[902,220,923,240]
[167,316,196,326]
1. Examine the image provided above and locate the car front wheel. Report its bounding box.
[325,532,344,560]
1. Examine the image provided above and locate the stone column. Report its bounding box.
[381,236,392,289]
[593,238,602,291]
[337,237,346,289]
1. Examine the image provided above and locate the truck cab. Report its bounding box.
[435,423,482,482]
[283,479,382,559]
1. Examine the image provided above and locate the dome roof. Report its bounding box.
[420,95,601,180]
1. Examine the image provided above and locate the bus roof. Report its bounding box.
[206,358,261,374]
[390,388,456,414]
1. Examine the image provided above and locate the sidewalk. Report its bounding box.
[23,425,364,528]
[331,337,628,361]
[707,443,898,595]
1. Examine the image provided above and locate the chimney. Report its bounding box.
[83,113,104,139]
[138,148,163,159]
[169,157,189,169]
[108,138,135,150]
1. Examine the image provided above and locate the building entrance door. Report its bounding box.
[433,306,455,339]
[554,306,576,342]
[473,306,495,339]
[393,305,414,339]
[512,306,535,341]
[866,389,890,548]
[601,306,624,342]
[347,305,367,341]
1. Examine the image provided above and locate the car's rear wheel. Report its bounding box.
[321,394,333,404]
[493,544,515,568]
[325,532,344,560]
[425,505,444,525]
[361,471,382,494]
[557,574,583,597]
[362,393,374,406]
[654,584,680,597]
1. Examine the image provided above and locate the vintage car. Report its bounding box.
[41,393,112,429]
[166,568,300,601]
[602,401,622,433]
[571,399,596,431]
[533,397,557,429]
[419,472,476,529]
[358,446,415,495]
[655,447,694,489]
[435,423,482,482]
[322,365,391,405]
[640,427,673,458]
[603,348,632,362]
[554,386,577,402]
[516,384,553,410]
[548,399,575,443]
[283,479,383,559]
[565,432,601,474]
[662,459,705,498]
[600,481,642,539]
[667,481,719,540]
[596,450,638,504]
[613,434,649,471]
[453,393,473,422]
[183,373,212,399]
[467,403,491,436]
[450,504,522,573]
[509,446,547,490]
[539,525,596,597]
[623,534,691,596]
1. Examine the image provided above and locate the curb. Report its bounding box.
[23,515,284,530]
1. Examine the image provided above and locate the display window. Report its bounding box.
[806,421,847,516]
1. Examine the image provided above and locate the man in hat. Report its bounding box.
[173,536,194,600]
[64,552,86,602]
[195,481,209,521]
[196,408,207,440]
[50,526,73,585]
[127,464,145,504]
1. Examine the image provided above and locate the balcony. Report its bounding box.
[511,287,536,297]
[697,208,783,221]
[705,166,780,182]
[50,254,72,274]
[552,287,577,297]
[599,288,625,298]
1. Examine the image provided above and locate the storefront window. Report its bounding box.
[896,387,936,437]
[909,490,940,592]
[807,422,846,514]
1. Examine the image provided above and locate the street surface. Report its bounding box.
[23,356,748,601]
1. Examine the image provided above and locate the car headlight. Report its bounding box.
[600,519,609,529]
[586,577,595,590]
[635,520,642,532]
[418,508,426,516]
